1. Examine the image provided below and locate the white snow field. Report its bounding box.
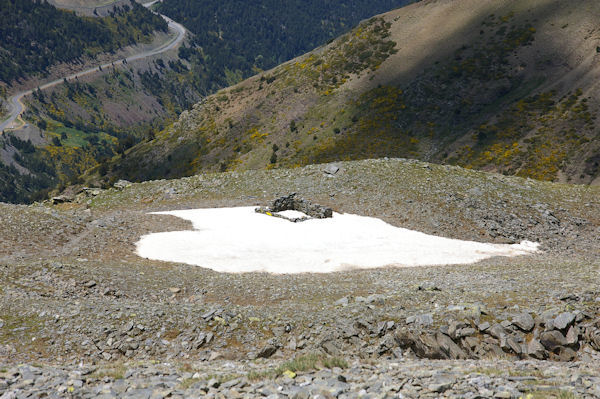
[136,207,540,274]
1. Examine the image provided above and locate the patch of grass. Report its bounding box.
[179,377,201,389]
[473,367,504,376]
[0,314,44,345]
[163,328,181,340]
[521,390,578,399]
[248,353,348,381]
[89,364,127,380]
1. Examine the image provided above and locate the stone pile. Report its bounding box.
[255,193,333,222]
[394,310,599,362]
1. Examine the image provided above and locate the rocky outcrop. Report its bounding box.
[392,310,599,362]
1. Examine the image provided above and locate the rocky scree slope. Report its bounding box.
[102,0,600,187]
[1,159,599,398]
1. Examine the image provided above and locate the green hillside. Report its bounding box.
[157,0,413,94]
[102,0,600,186]
[0,0,167,84]
[0,0,421,204]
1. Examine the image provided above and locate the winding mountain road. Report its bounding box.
[0,2,185,133]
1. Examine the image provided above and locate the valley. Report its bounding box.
[0,10,185,132]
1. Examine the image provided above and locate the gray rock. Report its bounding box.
[334,297,349,307]
[505,336,522,354]
[395,330,442,359]
[553,312,575,330]
[84,280,97,288]
[436,332,467,359]
[255,193,332,220]
[341,324,358,339]
[324,165,340,175]
[540,331,567,350]
[487,324,506,340]
[500,320,512,328]
[566,326,579,345]
[257,345,278,359]
[478,322,491,332]
[512,313,534,332]
[291,389,311,399]
[366,294,384,305]
[114,180,132,189]
[428,377,454,393]
[406,313,433,327]
[321,340,341,356]
[455,327,476,338]
[51,195,74,204]
[448,320,469,338]
[557,347,577,361]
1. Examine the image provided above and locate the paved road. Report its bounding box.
[0,2,185,133]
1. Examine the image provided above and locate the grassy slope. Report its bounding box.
[104,0,600,186]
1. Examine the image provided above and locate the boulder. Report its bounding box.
[527,339,547,359]
[436,332,467,359]
[566,326,579,346]
[114,180,132,189]
[406,313,433,327]
[321,340,341,356]
[487,324,506,340]
[540,331,567,350]
[512,313,534,332]
[395,329,445,359]
[553,312,575,330]
[257,344,278,359]
[51,195,73,204]
[324,165,340,175]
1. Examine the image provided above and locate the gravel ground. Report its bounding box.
[1,158,599,398]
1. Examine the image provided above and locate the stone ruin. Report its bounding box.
[255,193,333,222]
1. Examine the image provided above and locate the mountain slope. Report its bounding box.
[104,0,600,185]
[0,0,422,204]
[0,0,167,84]
[157,0,414,93]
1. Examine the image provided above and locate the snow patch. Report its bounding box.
[136,207,540,274]
[276,210,309,219]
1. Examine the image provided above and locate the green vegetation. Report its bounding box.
[0,312,46,355]
[89,364,127,380]
[452,89,596,181]
[103,16,401,182]
[158,0,412,94]
[247,354,349,380]
[522,390,578,399]
[2,60,202,204]
[0,0,416,203]
[107,7,598,186]
[0,0,167,83]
